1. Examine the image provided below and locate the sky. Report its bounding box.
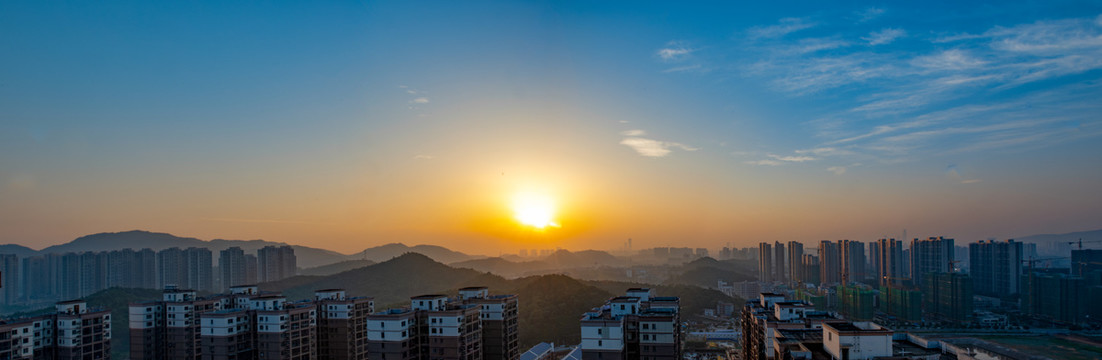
[2,1,1101,255]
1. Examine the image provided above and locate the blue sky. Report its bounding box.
[2,1,1101,252]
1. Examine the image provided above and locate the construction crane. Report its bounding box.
[1067,238,1102,250]
[1022,256,1069,300]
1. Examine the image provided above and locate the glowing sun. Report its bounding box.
[511,191,559,229]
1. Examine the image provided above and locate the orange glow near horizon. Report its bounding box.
[511,190,559,230]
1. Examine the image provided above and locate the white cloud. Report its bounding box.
[621,129,646,136]
[768,154,816,162]
[748,18,816,39]
[620,137,698,157]
[745,159,783,166]
[827,166,847,175]
[410,97,429,104]
[656,43,695,61]
[863,28,906,45]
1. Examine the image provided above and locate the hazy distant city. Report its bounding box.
[3,1,1102,359]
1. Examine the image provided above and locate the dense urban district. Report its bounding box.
[1,230,1102,360]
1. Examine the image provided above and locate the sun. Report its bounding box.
[511,191,559,229]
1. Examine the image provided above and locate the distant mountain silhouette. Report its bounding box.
[6,230,350,268]
[261,253,509,304]
[542,249,625,267]
[355,243,482,264]
[0,244,37,257]
[449,257,554,277]
[299,259,376,276]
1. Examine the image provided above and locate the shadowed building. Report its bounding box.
[579,288,681,360]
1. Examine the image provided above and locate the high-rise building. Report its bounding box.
[459,287,520,360]
[873,239,905,287]
[969,239,1023,297]
[258,246,297,283]
[800,254,820,286]
[21,255,56,301]
[133,285,339,360]
[786,242,804,284]
[758,243,773,283]
[1021,273,1086,324]
[0,254,20,305]
[922,272,973,324]
[868,241,880,283]
[245,254,258,284]
[910,237,954,287]
[580,288,680,360]
[840,240,865,284]
[315,289,374,360]
[0,300,112,360]
[157,248,188,290]
[773,241,786,283]
[819,241,841,285]
[880,285,922,322]
[219,247,250,292]
[185,248,213,292]
[1072,249,1102,278]
[366,287,519,360]
[739,293,842,360]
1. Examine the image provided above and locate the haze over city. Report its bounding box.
[3,1,1102,254]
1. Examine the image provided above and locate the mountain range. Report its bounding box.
[0,230,489,268]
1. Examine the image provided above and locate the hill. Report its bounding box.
[16,230,350,268]
[542,249,625,268]
[299,259,376,276]
[260,253,510,304]
[665,257,757,288]
[355,243,481,264]
[449,257,553,278]
[508,275,613,347]
[0,244,37,257]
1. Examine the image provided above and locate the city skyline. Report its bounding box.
[3,1,1102,254]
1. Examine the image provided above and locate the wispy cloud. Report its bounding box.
[620,133,698,158]
[413,154,434,160]
[748,17,816,39]
[745,153,817,166]
[827,166,847,175]
[863,28,906,45]
[857,7,885,22]
[656,42,695,61]
[410,97,429,104]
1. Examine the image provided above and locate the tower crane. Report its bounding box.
[1067,238,1102,250]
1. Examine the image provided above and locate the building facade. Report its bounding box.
[579,288,681,360]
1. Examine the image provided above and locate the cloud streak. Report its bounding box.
[620,131,698,157]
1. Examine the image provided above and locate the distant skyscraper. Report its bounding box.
[184,248,213,292]
[970,239,1023,296]
[818,241,841,285]
[220,247,249,291]
[257,246,296,283]
[773,241,786,282]
[758,243,773,282]
[874,238,905,287]
[245,254,258,284]
[157,247,188,289]
[868,241,880,282]
[787,241,803,284]
[911,237,954,287]
[0,254,20,304]
[840,240,865,284]
[801,254,820,286]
